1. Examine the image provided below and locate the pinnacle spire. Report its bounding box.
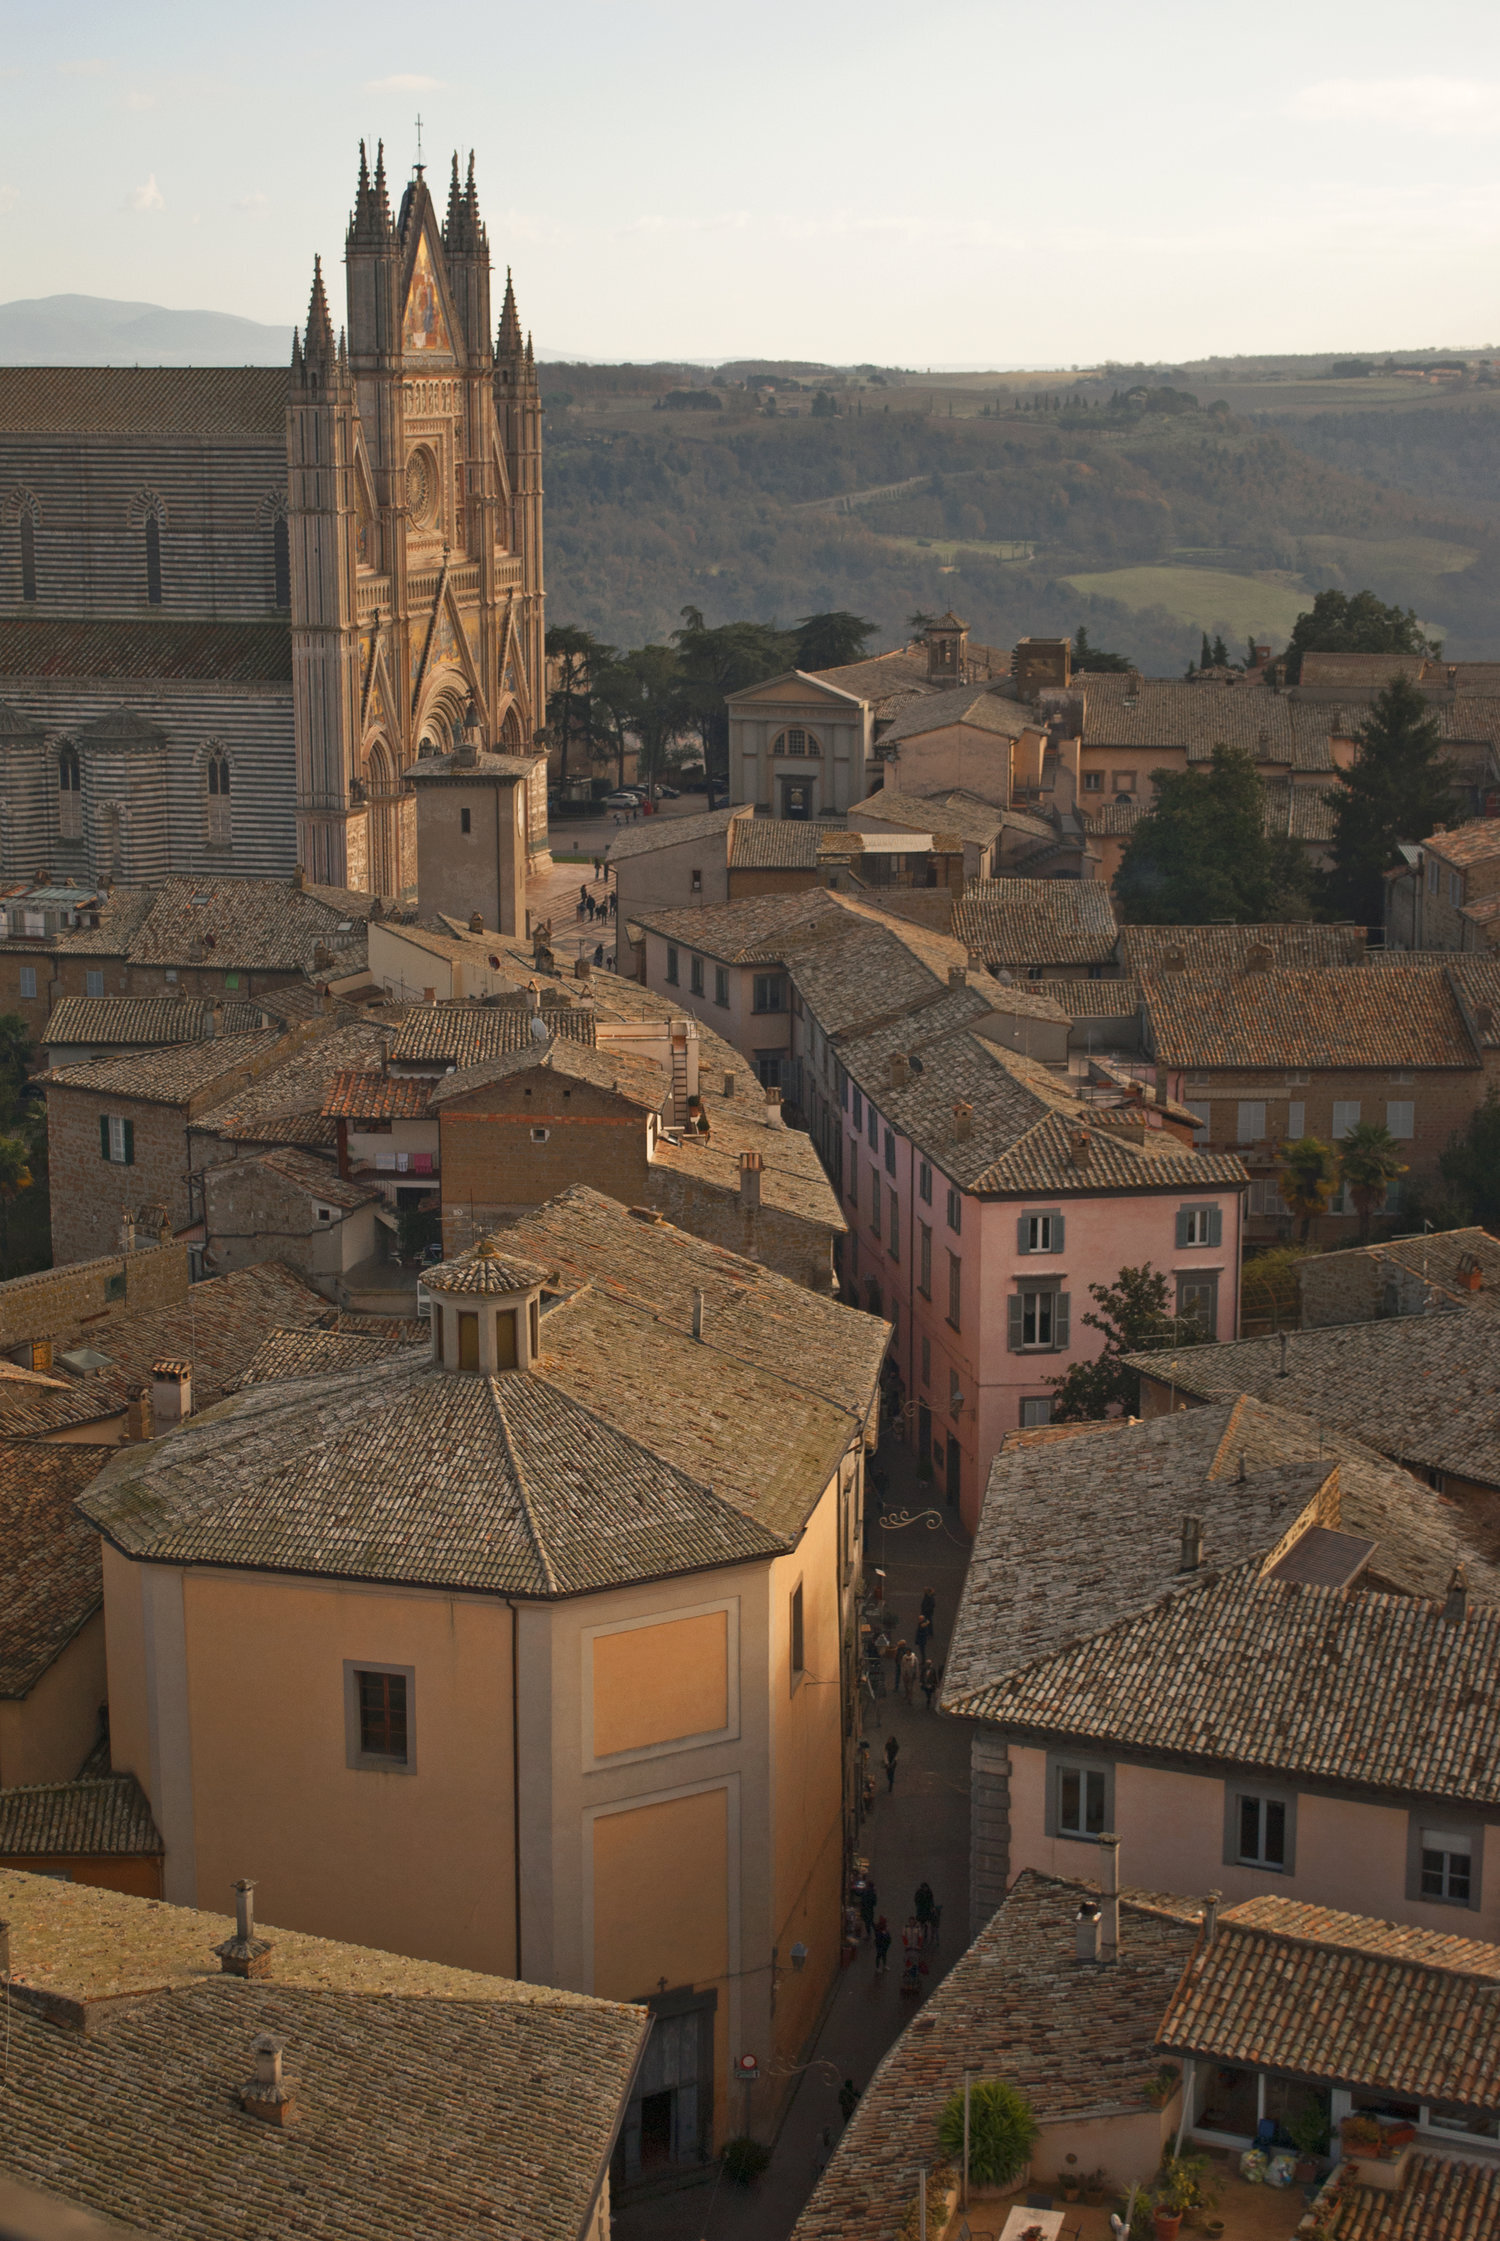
[303,256,336,375]
[496,267,522,358]
[350,137,394,244]
[445,150,464,241]
[373,140,390,223]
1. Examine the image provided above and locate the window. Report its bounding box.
[494,1308,518,1370]
[866,1102,878,1152]
[870,1171,881,1234]
[1286,1071,1310,1087]
[851,1086,863,1130]
[145,513,162,605]
[690,954,704,996]
[1177,1274,1218,1335]
[947,1251,961,1329]
[1012,1287,1066,1349]
[17,966,35,1000]
[1176,1204,1222,1248]
[58,744,82,841]
[773,727,821,758]
[457,1310,479,1370]
[1387,1100,1415,1140]
[1018,1209,1063,1254]
[1020,1396,1053,1427]
[789,1582,805,1682]
[1236,1791,1289,1870]
[316,1204,333,1224]
[272,514,291,609]
[205,752,231,847]
[665,944,679,986]
[1450,870,1464,908]
[888,1193,899,1258]
[946,1186,962,1234]
[918,1160,932,1205]
[948,1369,962,1417]
[918,1221,932,1297]
[690,868,702,894]
[1185,1100,1211,1135]
[1236,1101,1267,1144]
[1427,856,1441,895]
[1082,769,1103,792]
[85,970,104,1000]
[19,510,36,602]
[846,1144,859,1204]
[884,1127,896,1176]
[752,974,784,1013]
[920,1335,931,1386]
[1420,1828,1473,1905]
[100,1114,134,1165]
[714,965,729,1007]
[460,806,471,834]
[1287,1101,1305,1141]
[1049,1756,1111,1840]
[344,1661,415,1772]
[1332,1099,1361,1139]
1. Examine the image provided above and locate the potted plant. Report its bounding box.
[1288,2103,1330,2182]
[936,2077,1039,2198]
[1339,2113,1383,2160]
[1145,2062,1182,2108]
[1153,2153,1216,2241]
[720,2136,770,2186]
[1059,2153,1082,2203]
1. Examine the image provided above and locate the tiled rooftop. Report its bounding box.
[877,683,1034,744]
[0,1440,115,1697]
[426,1037,668,1114]
[0,1868,646,2241]
[0,365,289,435]
[954,878,1119,966]
[43,1030,283,1106]
[793,1872,1201,2241]
[386,999,595,1068]
[632,889,845,964]
[1423,818,1500,869]
[234,1147,379,1211]
[1125,1309,1500,1489]
[851,786,1008,845]
[53,876,367,970]
[1312,2152,1500,2239]
[236,1323,424,1386]
[1143,963,1478,1070]
[320,1068,434,1120]
[42,996,272,1049]
[1120,923,1366,972]
[0,1774,160,1859]
[606,803,746,862]
[0,618,293,683]
[189,1018,396,1142]
[726,816,825,869]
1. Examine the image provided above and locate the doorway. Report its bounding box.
[615,1989,716,2189]
[780,777,814,819]
[638,2090,674,2170]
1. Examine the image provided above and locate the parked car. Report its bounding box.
[604,790,641,810]
[654,783,681,799]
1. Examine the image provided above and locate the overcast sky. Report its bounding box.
[6,0,1499,365]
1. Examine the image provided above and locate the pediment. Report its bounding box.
[728,669,866,712]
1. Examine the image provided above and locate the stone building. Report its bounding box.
[0,143,546,901]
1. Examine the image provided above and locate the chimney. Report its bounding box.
[1445,1564,1471,1626]
[722,1069,735,1098]
[1202,1889,1221,1947]
[214,1879,274,1980]
[291,864,305,892]
[1099,1833,1121,1959]
[1075,1899,1102,1965]
[947,965,967,990]
[124,1385,154,1443]
[1070,1127,1092,1169]
[1475,1004,1494,1037]
[311,943,331,974]
[152,1359,192,1429]
[574,953,593,983]
[1458,1253,1484,1293]
[1161,947,1186,973]
[1276,1331,1290,1378]
[210,1000,225,1037]
[1244,943,1272,973]
[1179,1513,1204,1572]
[764,1085,784,1129]
[422,987,436,1005]
[469,911,485,933]
[120,1208,136,1256]
[526,979,541,1015]
[240,2034,296,2127]
[739,1150,763,1209]
[952,1101,973,1142]
[692,1289,706,1342]
[890,1051,910,1088]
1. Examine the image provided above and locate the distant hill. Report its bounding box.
[0,294,295,366]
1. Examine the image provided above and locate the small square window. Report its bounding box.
[344,1661,415,1772]
[18,966,35,1000]
[1082,769,1104,792]
[460,807,472,834]
[1238,1793,1287,1868]
[85,970,104,1000]
[1056,1761,1108,1837]
[690,868,703,894]
[1020,1396,1053,1427]
[316,1205,333,1223]
[1420,1827,1473,1904]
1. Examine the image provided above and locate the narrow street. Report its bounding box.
[615,1442,975,2241]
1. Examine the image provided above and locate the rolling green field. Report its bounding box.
[1060,566,1313,640]
[1296,532,1477,578]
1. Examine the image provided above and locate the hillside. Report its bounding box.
[0,294,297,367]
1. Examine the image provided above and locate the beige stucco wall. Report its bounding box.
[0,1608,107,1788]
[1032,2100,1182,2197]
[101,1541,151,1792]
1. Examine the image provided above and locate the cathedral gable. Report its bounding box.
[403,232,455,360]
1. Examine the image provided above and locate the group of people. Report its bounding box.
[863,1585,943,1713]
[575,881,617,924]
[847,1871,942,1994]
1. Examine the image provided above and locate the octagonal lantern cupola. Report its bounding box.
[423,1237,554,1373]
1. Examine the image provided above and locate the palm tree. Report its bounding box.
[0,1131,35,1278]
[1339,1121,1408,1246]
[1278,1135,1340,1244]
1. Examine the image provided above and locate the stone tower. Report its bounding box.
[287,144,548,897]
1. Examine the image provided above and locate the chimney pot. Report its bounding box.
[722,1069,735,1098]
[1179,1513,1204,1572]
[214,1878,275,1980]
[952,1101,974,1142]
[1075,1900,1102,1965]
[240,2033,296,2125]
[1070,1127,1092,1169]
[739,1150,763,1209]
[423,987,436,1005]
[692,1289,706,1343]
[1203,1889,1222,1947]
[574,954,592,981]
[124,1385,154,1444]
[120,1208,136,1256]
[469,911,485,934]
[890,1051,910,1087]
[1445,1564,1471,1626]
[764,1085,784,1129]
[947,965,967,990]
[152,1360,193,1429]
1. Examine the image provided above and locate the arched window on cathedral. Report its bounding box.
[272,516,290,610]
[205,752,231,849]
[773,727,821,759]
[58,747,82,842]
[19,512,36,603]
[145,514,162,606]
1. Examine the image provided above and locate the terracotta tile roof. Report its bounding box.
[1158,1894,1500,2107]
[239,1146,380,1210]
[0,618,292,684]
[650,1094,848,1233]
[1298,653,1430,689]
[0,1868,646,2241]
[403,748,539,784]
[1143,963,1478,1070]
[53,875,366,970]
[425,1243,556,1295]
[237,1324,424,1386]
[0,1775,160,1859]
[954,878,1119,967]
[632,890,844,964]
[0,1441,115,1697]
[944,1397,1500,1712]
[780,902,975,1039]
[189,1018,395,1140]
[0,365,289,434]
[386,1000,595,1068]
[42,1030,283,1105]
[1304,1228,1500,1318]
[1369,954,1500,1041]
[851,787,1007,846]
[1121,923,1366,972]
[1424,818,1500,869]
[877,683,1034,744]
[42,997,271,1049]
[956,1563,1500,1806]
[1263,776,1340,840]
[1127,1309,1500,1489]
[1313,2152,1500,2239]
[321,1068,433,1120]
[428,1037,667,1113]
[1040,975,1144,1018]
[726,816,824,869]
[793,1872,1201,2241]
[606,804,746,863]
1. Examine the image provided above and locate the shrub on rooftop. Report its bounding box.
[937,2077,1038,2188]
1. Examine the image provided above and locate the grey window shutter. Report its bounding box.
[1017,1216,1029,1253]
[1007,1295,1023,1351]
[99,1114,110,1161]
[1208,1206,1223,1247]
[1054,1213,1065,1252]
[1054,1292,1071,1349]
[123,1118,135,1166]
[1175,1208,1189,1248]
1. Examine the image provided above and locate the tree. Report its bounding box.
[1072,624,1133,673]
[1115,744,1310,923]
[593,644,686,794]
[1211,633,1229,669]
[544,624,611,788]
[1049,1263,1210,1421]
[1199,632,1213,672]
[671,607,793,796]
[791,611,877,670]
[1339,1119,1408,1245]
[1278,1134,1341,1243]
[1319,675,1458,924]
[809,388,837,418]
[937,2079,1038,2190]
[1285,587,1434,683]
[1438,1086,1500,1229]
[0,1131,34,1279]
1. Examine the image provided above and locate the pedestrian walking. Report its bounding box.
[609,890,617,917]
[914,1613,933,1661]
[920,1585,936,1626]
[914,1881,936,1934]
[873,1916,892,1975]
[593,856,602,880]
[585,894,596,921]
[855,1875,876,1936]
[899,1646,918,1705]
[921,1655,939,1712]
[593,942,605,967]
[884,1733,900,1791]
[575,896,586,920]
[838,2078,861,2125]
[579,882,588,907]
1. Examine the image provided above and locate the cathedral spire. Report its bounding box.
[465,151,487,255]
[496,267,523,359]
[350,138,394,245]
[444,151,466,246]
[373,140,391,229]
[303,256,336,377]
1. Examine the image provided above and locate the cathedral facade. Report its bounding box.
[0,145,547,898]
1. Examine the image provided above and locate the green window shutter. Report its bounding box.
[122,1118,135,1166]
[1053,1213,1065,1252]
[1054,1292,1071,1349]
[1207,1207,1223,1247]
[100,1114,110,1161]
[1175,1208,1190,1248]
[1007,1295,1023,1351]
[1017,1217,1030,1253]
